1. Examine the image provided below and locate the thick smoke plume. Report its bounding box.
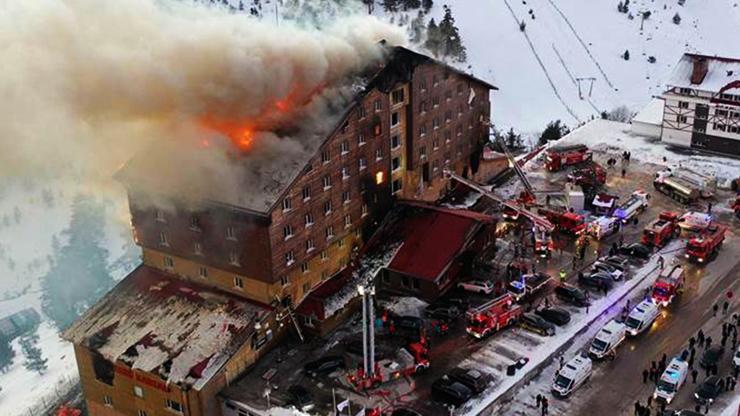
[0,0,405,201]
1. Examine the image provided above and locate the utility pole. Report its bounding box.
[575,77,596,99]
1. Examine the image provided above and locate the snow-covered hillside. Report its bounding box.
[429,0,740,131]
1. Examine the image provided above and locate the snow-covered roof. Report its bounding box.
[631,98,664,125]
[666,53,740,92]
[62,265,270,389]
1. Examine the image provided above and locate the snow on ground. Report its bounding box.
[556,119,740,186]
[456,239,683,415]
[720,395,740,416]
[0,322,77,415]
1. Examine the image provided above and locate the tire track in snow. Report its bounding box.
[544,0,617,91]
[500,0,583,124]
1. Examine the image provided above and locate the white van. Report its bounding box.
[653,358,689,404]
[587,216,620,240]
[551,354,592,398]
[625,300,660,337]
[588,320,626,360]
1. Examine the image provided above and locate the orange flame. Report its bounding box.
[199,116,255,151]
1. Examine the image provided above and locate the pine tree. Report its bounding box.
[438,5,467,62]
[623,49,630,60]
[41,195,114,330]
[361,0,374,13]
[0,335,14,373]
[538,120,568,145]
[424,18,442,57]
[422,0,433,13]
[410,11,426,43]
[505,128,522,149]
[673,12,681,24]
[402,0,422,10]
[383,0,399,12]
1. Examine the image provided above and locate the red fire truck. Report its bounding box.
[686,223,727,264]
[545,144,592,172]
[732,195,740,219]
[537,208,586,235]
[348,339,430,390]
[641,211,681,247]
[568,162,607,189]
[651,265,685,307]
[465,293,522,339]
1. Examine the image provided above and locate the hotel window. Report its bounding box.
[445,130,451,142]
[432,160,439,172]
[302,186,311,201]
[355,228,362,237]
[282,197,292,212]
[358,133,366,146]
[301,262,309,274]
[359,158,367,170]
[198,266,208,278]
[322,175,332,190]
[444,152,451,164]
[104,395,113,407]
[320,250,328,260]
[391,135,400,149]
[342,166,350,180]
[340,140,350,155]
[234,276,243,289]
[373,99,381,111]
[456,143,463,155]
[194,242,202,255]
[374,123,382,136]
[321,150,330,164]
[159,231,168,247]
[155,209,166,223]
[325,226,335,240]
[344,214,351,228]
[420,79,427,92]
[420,146,427,158]
[304,212,314,226]
[324,200,332,215]
[137,411,148,416]
[285,250,295,266]
[358,106,367,118]
[419,100,428,114]
[166,399,183,414]
[337,238,345,248]
[419,123,427,136]
[678,101,689,109]
[163,256,174,269]
[433,138,440,150]
[375,148,383,160]
[391,112,400,127]
[432,96,440,107]
[280,275,290,286]
[283,224,293,240]
[392,179,403,194]
[362,204,368,217]
[190,214,201,231]
[229,251,240,266]
[679,87,692,95]
[392,157,401,172]
[457,83,464,95]
[321,270,330,280]
[457,104,463,115]
[456,125,463,136]
[302,282,311,294]
[445,110,452,123]
[445,89,452,101]
[433,118,440,129]
[392,88,405,104]
[676,115,688,123]
[342,190,350,204]
[306,238,315,252]
[433,75,439,86]
[226,226,237,241]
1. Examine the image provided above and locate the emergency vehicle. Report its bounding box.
[686,223,727,264]
[465,293,522,339]
[654,171,701,204]
[641,211,681,247]
[678,211,713,233]
[659,167,717,198]
[651,265,685,307]
[653,358,689,404]
[587,216,621,240]
[507,272,552,303]
[568,162,607,189]
[537,208,586,235]
[545,144,592,172]
[613,190,650,223]
[348,340,430,390]
[588,320,626,360]
[551,354,593,397]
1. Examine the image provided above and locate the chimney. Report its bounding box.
[690,57,708,85]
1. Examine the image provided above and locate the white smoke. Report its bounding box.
[0,0,406,196]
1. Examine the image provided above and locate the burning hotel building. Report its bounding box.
[63,46,494,416]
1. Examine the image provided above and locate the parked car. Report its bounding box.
[598,255,630,272]
[432,296,470,311]
[578,272,614,290]
[554,285,591,307]
[700,346,724,368]
[619,243,652,260]
[448,367,493,395]
[694,376,722,404]
[520,313,556,336]
[287,385,314,412]
[458,279,496,294]
[391,409,422,416]
[425,304,461,321]
[535,307,572,326]
[431,376,473,407]
[592,261,624,280]
[304,356,345,378]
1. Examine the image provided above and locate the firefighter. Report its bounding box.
[559,268,567,283]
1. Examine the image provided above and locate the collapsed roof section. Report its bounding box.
[62,265,271,389]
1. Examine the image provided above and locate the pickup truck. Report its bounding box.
[508,272,552,303]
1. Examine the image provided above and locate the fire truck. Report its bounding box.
[613,190,650,223]
[348,339,430,390]
[651,265,685,307]
[658,167,717,198]
[465,293,523,339]
[641,211,681,247]
[537,208,586,235]
[732,195,740,219]
[686,223,727,264]
[545,144,592,172]
[568,162,607,189]
[654,171,701,204]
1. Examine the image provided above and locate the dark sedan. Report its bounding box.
[619,243,652,260]
[700,346,724,368]
[578,272,614,290]
[431,376,473,407]
[519,313,556,336]
[535,307,571,326]
[694,376,722,404]
[554,285,591,307]
[448,367,493,394]
[425,304,461,321]
[304,356,345,378]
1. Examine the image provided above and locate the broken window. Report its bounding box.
[373,99,381,111]
[392,157,400,172]
[392,179,403,194]
[391,112,400,127]
[190,214,201,231]
[92,352,115,386]
[391,135,400,149]
[392,88,405,104]
[165,399,183,414]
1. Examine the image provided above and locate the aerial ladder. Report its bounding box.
[497,137,537,206]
